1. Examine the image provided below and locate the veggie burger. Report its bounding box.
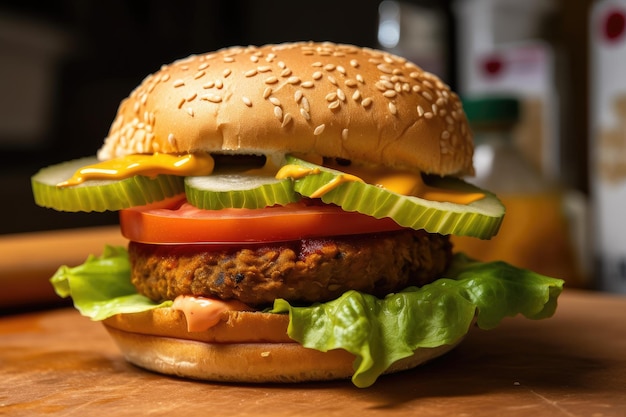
[32,42,564,388]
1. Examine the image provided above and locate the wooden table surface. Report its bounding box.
[0,289,623,416]
[1,227,625,416]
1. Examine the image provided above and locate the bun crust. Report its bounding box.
[98,42,473,176]
[103,307,462,383]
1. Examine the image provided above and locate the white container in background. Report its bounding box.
[590,0,626,293]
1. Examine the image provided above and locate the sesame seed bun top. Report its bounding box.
[97,41,474,176]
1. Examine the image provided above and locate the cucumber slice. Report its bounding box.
[185,172,299,210]
[32,157,185,212]
[283,156,505,239]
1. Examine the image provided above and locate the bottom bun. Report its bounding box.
[103,308,462,384]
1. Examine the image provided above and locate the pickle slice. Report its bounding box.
[32,157,185,212]
[185,172,299,210]
[284,156,505,239]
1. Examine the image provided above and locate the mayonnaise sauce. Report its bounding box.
[172,295,252,332]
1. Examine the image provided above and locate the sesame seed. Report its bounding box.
[269,97,281,106]
[203,81,215,89]
[424,112,433,119]
[356,74,364,83]
[301,81,314,88]
[431,103,438,115]
[245,69,258,77]
[263,87,272,99]
[361,98,373,108]
[422,91,433,101]
[280,68,292,77]
[168,133,176,146]
[345,79,357,88]
[282,113,293,127]
[336,89,346,101]
[312,62,323,67]
[300,108,311,120]
[173,79,185,88]
[409,71,421,79]
[215,79,224,89]
[312,71,323,80]
[257,65,272,72]
[198,62,209,70]
[177,98,186,109]
[264,76,278,84]
[223,56,235,63]
[161,73,171,82]
[342,128,349,140]
[250,55,259,63]
[287,76,300,85]
[242,96,252,107]
[314,124,325,135]
[294,90,303,103]
[417,105,424,116]
[350,59,359,68]
[377,64,393,74]
[389,102,397,115]
[352,90,361,101]
[301,97,310,112]
[328,75,338,85]
[133,101,140,113]
[324,64,336,71]
[186,92,197,101]
[441,130,450,140]
[274,106,283,121]
[383,90,396,98]
[328,101,340,110]
[186,107,195,117]
[201,94,222,103]
[337,65,346,75]
[278,61,286,69]
[194,70,206,79]
[325,92,338,102]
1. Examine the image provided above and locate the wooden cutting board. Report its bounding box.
[1,289,625,417]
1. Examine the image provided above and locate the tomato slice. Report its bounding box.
[119,198,405,244]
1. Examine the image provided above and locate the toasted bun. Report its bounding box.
[103,307,462,383]
[98,42,473,176]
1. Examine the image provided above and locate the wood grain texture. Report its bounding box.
[1,289,625,417]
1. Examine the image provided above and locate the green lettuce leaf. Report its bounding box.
[50,245,170,320]
[50,248,563,388]
[271,253,563,388]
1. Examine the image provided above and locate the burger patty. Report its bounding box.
[129,230,452,307]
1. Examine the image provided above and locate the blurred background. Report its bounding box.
[3,0,623,292]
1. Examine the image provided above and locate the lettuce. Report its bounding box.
[50,247,563,388]
[50,246,171,320]
[272,254,563,387]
